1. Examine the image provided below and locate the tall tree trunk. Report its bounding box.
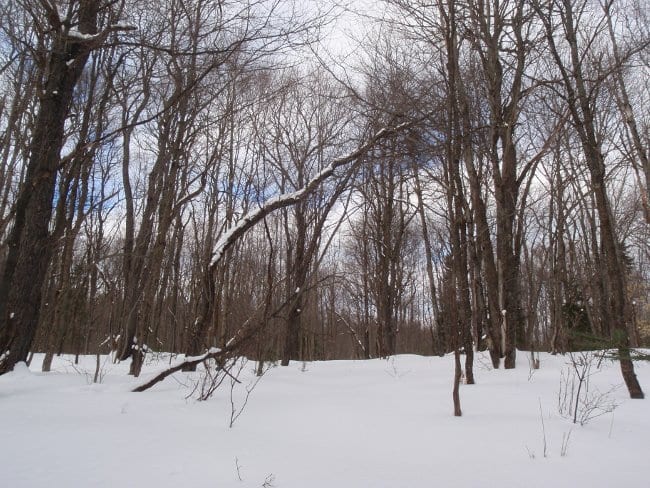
[537,0,644,398]
[413,170,443,355]
[0,3,101,374]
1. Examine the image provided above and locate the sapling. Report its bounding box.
[230,358,268,427]
[557,351,618,425]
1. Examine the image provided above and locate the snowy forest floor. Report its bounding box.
[1,350,647,487]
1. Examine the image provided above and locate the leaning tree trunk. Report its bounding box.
[0,4,102,374]
[539,0,644,398]
[585,149,644,399]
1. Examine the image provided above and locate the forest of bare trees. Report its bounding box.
[0,0,648,404]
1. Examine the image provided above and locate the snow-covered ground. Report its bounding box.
[1,351,647,487]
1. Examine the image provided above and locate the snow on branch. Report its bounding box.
[132,348,224,393]
[65,24,137,47]
[209,122,410,269]
[67,29,103,41]
[132,310,262,392]
[132,122,409,394]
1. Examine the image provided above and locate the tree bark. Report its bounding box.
[0,3,101,374]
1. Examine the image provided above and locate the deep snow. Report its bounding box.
[0,351,647,487]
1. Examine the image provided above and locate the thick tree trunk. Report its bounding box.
[281,297,303,366]
[281,206,308,366]
[0,6,99,374]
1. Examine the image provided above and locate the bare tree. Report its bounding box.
[600,0,650,224]
[257,68,355,365]
[533,0,644,398]
[0,0,133,374]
